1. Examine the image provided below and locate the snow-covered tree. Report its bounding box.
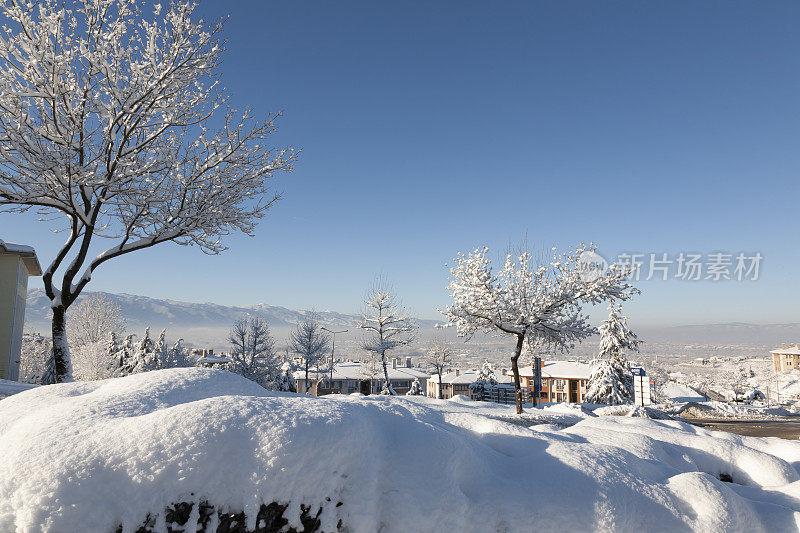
[406,378,423,396]
[115,333,137,376]
[470,359,498,400]
[442,243,637,414]
[274,363,297,393]
[117,327,154,375]
[164,338,194,369]
[359,282,416,396]
[67,294,126,349]
[0,0,296,383]
[425,340,452,399]
[289,314,330,393]
[228,316,281,388]
[584,304,639,405]
[72,340,115,380]
[19,333,51,384]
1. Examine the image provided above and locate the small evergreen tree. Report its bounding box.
[406,377,423,396]
[584,304,639,405]
[470,360,498,400]
[105,331,121,375]
[273,363,297,392]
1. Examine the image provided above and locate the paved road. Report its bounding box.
[688,418,800,439]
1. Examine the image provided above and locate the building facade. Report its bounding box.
[294,359,429,396]
[0,241,41,381]
[771,344,800,371]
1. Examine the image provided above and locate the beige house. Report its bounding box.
[426,369,513,400]
[0,240,42,380]
[515,360,591,404]
[771,344,800,371]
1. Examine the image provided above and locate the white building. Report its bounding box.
[427,369,513,400]
[0,240,41,381]
[294,359,429,396]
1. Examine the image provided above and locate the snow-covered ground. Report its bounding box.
[2,368,800,532]
[0,379,36,399]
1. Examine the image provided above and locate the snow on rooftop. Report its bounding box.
[293,361,429,381]
[0,239,36,254]
[430,370,513,384]
[513,360,592,380]
[2,368,800,531]
[771,345,800,355]
[0,239,42,275]
[195,355,232,364]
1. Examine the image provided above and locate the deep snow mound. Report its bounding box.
[2,368,800,532]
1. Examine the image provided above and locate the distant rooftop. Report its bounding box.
[771,344,800,355]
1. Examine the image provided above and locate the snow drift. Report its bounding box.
[1,368,800,532]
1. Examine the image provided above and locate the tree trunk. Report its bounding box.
[511,334,525,414]
[381,352,395,395]
[304,361,310,394]
[49,305,74,383]
[438,372,443,400]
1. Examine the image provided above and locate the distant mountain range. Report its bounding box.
[24,289,798,353]
[24,289,443,349]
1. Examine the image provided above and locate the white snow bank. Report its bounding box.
[2,368,800,532]
[0,379,36,398]
[662,382,706,403]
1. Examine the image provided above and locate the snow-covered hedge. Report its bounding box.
[1,368,800,532]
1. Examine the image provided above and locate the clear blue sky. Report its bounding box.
[2,0,799,326]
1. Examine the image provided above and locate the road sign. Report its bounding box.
[632,368,651,406]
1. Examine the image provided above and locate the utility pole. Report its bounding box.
[322,327,348,392]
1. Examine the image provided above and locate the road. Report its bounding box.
[687,418,800,439]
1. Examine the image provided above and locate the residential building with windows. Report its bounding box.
[771,344,800,371]
[516,360,591,404]
[426,369,513,400]
[294,359,429,396]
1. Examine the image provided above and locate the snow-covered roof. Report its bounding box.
[294,361,429,381]
[514,361,591,380]
[429,370,513,385]
[0,239,42,275]
[771,345,800,355]
[196,355,231,364]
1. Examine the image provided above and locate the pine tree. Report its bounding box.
[406,378,423,396]
[151,329,169,370]
[584,304,639,405]
[121,328,155,375]
[104,331,121,376]
[117,334,137,376]
[166,338,192,368]
[470,360,498,400]
[273,363,297,392]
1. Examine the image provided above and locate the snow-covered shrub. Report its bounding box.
[470,360,497,400]
[406,378,423,396]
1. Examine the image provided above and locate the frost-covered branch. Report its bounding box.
[0,0,296,382]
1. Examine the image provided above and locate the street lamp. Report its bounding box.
[322,327,348,392]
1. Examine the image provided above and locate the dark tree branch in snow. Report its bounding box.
[0,0,296,382]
